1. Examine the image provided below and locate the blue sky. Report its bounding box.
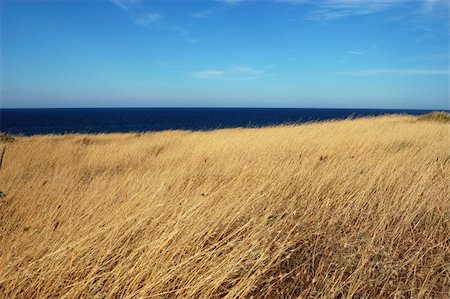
[1,0,449,109]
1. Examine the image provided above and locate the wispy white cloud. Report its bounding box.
[191,5,227,19]
[191,9,216,19]
[424,0,437,13]
[422,0,450,13]
[220,0,252,4]
[279,0,405,20]
[337,68,450,76]
[193,65,274,81]
[339,50,364,63]
[412,53,449,61]
[191,0,251,18]
[193,70,227,79]
[110,0,195,42]
[275,0,310,4]
[195,0,445,21]
[110,0,139,12]
[165,25,196,43]
[348,50,364,56]
[339,44,379,63]
[132,13,162,26]
[110,0,162,25]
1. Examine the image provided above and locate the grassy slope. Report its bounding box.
[0,115,449,298]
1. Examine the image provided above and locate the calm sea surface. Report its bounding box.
[0,108,436,136]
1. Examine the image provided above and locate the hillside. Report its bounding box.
[0,115,449,298]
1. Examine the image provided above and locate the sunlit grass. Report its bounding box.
[0,115,449,298]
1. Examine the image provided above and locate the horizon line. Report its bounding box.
[0,107,448,111]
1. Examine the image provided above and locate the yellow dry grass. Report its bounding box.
[0,115,449,298]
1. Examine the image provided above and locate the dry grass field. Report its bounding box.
[0,114,449,298]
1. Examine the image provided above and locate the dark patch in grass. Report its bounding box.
[75,138,107,145]
[389,140,413,153]
[0,132,14,143]
[54,221,60,231]
[0,147,6,169]
[417,112,450,123]
[147,145,165,157]
[77,138,93,145]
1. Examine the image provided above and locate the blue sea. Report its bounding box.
[0,108,437,136]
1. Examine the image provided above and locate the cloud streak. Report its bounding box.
[424,0,437,13]
[132,13,162,26]
[220,0,253,4]
[191,9,217,19]
[193,65,274,81]
[110,0,137,12]
[337,68,450,77]
[279,0,405,20]
[194,0,444,21]
[110,0,194,42]
[110,0,162,25]
[348,50,364,56]
[191,0,252,19]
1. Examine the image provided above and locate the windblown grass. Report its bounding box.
[417,111,450,123]
[0,132,14,143]
[0,115,449,298]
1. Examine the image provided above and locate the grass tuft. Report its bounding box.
[0,132,14,143]
[417,111,450,123]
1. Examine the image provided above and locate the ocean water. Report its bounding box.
[0,108,436,136]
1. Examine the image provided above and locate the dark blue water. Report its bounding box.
[0,108,437,136]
